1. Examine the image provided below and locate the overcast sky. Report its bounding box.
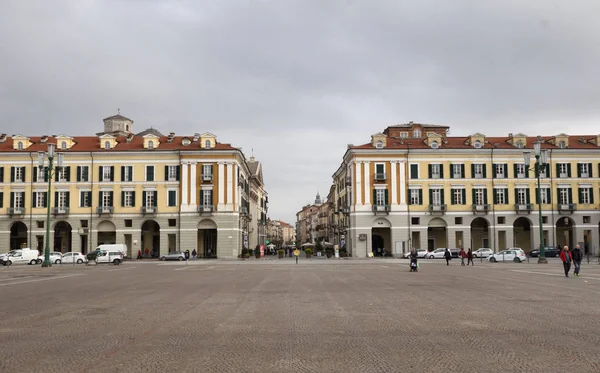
[1,0,599,224]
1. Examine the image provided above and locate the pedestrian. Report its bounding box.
[137,249,142,260]
[459,248,466,266]
[444,248,452,266]
[467,248,474,266]
[572,244,583,276]
[144,247,149,258]
[584,245,590,264]
[559,246,572,277]
[294,248,299,264]
[184,249,190,264]
[192,249,197,261]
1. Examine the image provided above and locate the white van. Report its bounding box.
[95,244,128,258]
[5,248,39,265]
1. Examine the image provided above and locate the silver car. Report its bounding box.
[473,248,494,258]
[36,252,63,264]
[159,251,186,261]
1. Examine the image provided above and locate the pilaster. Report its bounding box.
[190,162,197,206]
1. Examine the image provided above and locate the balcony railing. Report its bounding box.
[141,206,156,214]
[372,204,390,213]
[514,204,532,213]
[558,203,577,212]
[201,174,213,182]
[428,204,447,213]
[198,205,215,213]
[52,207,70,215]
[8,207,24,215]
[472,204,489,213]
[96,206,114,214]
[374,173,386,181]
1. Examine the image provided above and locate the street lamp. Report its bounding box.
[38,143,63,268]
[523,140,548,264]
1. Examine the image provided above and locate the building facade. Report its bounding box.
[334,122,600,258]
[295,193,323,245]
[1,114,267,259]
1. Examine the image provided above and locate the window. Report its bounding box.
[430,164,441,179]
[495,188,507,205]
[516,188,529,205]
[411,217,420,225]
[168,219,177,227]
[516,140,524,149]
[144,191,155,207]
[413,129,421,138]
[495,164,506,178]
[539,165,547,178]
[579,188,593,204]
[409,189,421,205]
[56,191,68,209]
[146,166,154,182]
[148,140,154,149]
[36,167,46,182]
[473,140,482,149]
[400,132,408,139]
[104,141,110,149]
[101,191,113,207]
[498,217,506,224]
[516,164,526,178]
[473,164,483,179]
[121,166,133,182]
[168,190,177,207]
[579,163,591,178]
[80,191,91,207]
[17,142,23,150]
[58,166,69,182]
[124,219,132,227]
[558,163,569,178]
[375,189,386,206]
[452,164,462,178]
[375,140,383,149]
[538,188,550,204]
[202,164,213,180]
[123,191,134,207]
[13,192,24,208]
[431,141,439,149]
[61,141,67,149]
[14,167,24,182]
[201,190,213,206]
[37,221,44,228]
[431,189,442,205]
[583,216,591,224]
[182,138,191,146]
[167,165,178,181]
[455,217,463,224]
[77,166,89,182]
[559,188,570,204]
[474,188,486,205]
[452,188,464,204]
[205,140,211,149]
[35,192,46,208]
[102,166,112,182]
[559,141,566,149]
[410,164,418,179]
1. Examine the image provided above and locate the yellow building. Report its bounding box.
[0,113,268,259]
[334,122,600,257]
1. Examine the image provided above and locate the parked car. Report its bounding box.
[159,252,186,261]
[488,249,527,263]
[4,248,39,265]
[530,247,560,258]
[473,248,494,258]
[96,250,123,265]
[36,252,63,264]
[403,249,429,258]
[427,248,447,259]
[449,248,460,258]
[60,252,87,264]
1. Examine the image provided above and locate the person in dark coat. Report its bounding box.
[184,249,190,264]
[467,248,474,266]
[572,244,583,276]
[444,248,452,266]
[559,246,572,277]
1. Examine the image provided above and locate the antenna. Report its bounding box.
[117,108,120,115]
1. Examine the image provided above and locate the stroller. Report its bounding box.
[409,257,418,272]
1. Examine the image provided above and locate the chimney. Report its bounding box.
[0,134,6,143]
[508,133,513,138]
[41,135,48,143]
[126,133,134,143]
[167,132,175,143]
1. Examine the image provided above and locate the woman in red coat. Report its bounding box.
[559,246,572,277]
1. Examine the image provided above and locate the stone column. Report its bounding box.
[364,161,371,206]
[399,161,406,205]
[390,161,398,205]
[181,161,188,207]
[355,162,362,206]
[189,162,197,206]
[226,162,233,211]
[218,162,225,209]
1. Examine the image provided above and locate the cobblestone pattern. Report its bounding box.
[1,261,600,372]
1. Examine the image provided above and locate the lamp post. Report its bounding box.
[523,141,548,264]
[38,144,63,268]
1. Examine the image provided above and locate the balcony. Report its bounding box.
[141,206,156,214]
[96,206,114,215]
[198,205,215,214]
[374,173,387,181]
[8,207,24,216]
[201,174,213,182]
[472,204,489,214]
[372,204,390,214]
[52,207,70,215]
[428,204,447,214]
[514,204,533,214]
[558,203,577,214]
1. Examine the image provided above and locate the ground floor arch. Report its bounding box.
[371,218,391,256]
[428,218,447,251]
[141,220,160,258]
[54,221,72,253]
[470,217,490,249]
[556,216,575,249]
[513,217,532,250]
[10,221,28,250]
[197,219,217,258]
[97,220,116,246]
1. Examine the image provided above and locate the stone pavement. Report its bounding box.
[2,260,600,373]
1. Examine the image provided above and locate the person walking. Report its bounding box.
[184,249,190,264]
[444,248,452,266]
[294,248,300,264]
[559,246,572,277]
[459,248,466,266]
[584,245,590,264]
[572,244,583,276]
[467,248,474,266]
[192,249,197,261]
[137,249,142,260]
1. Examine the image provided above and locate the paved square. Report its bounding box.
[2,258,600,373]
